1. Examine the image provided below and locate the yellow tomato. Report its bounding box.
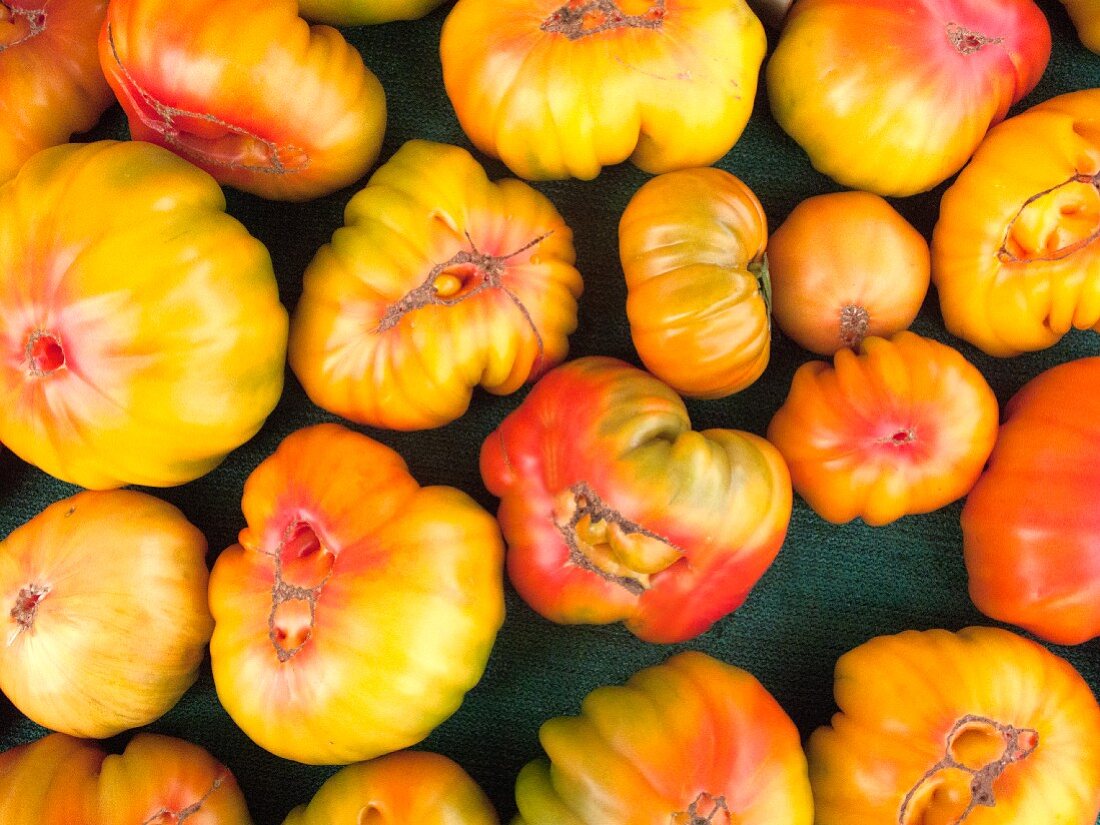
[1062,0,1100,52]
[441,0,766,180]
[209,424,505,765]
[297,0,446,24]
[290,140,582,431]
[810,627,1100,825]
[0,141,288,488]
[618,168,770,398]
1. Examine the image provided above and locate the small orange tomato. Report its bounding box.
[1062,0,1100,52]
[618,167,770,398]
[282,752,498,825]
[441,0,765,181]
[208,424,505,765]
[100,0,386,201]
[809,627,1100,825]
[0,0,113,184]
[768,191,930,356]
[767,332,998,526]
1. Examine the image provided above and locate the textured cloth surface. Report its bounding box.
[2,1,1100,822]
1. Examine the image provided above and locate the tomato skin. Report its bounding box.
[99,0,386,201]
[513,652,813,825]
[0,0,112,184]
[767,332,998,526]
[208,424,505,765]
[282,751,498,825]
[480,356,791,644]
[618,167,770,398]
[809,627,1100,825]
[962,357,1100,646]
[0,141,287,489]
[768,191,930,356]
[440,0,765,181]
[297,0,445,24]
[933,89,1100,356]
[1061,0,1100,51]
[767,0,1050,196]
[290,140,582,431]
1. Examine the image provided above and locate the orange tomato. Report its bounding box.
[290,140,582,431]
[514,652,813,824]
[618,167,770,398]
[767,332,998,526]
[100,0,386,201]
[809,627,1100,825]
[0,0,112,184]
[208,424,505,764]
[1062,0,1100,51]
[963,357,1100,646]
[933,88,1100,356]
[440,0,765,180]
[767,0,1051,196]
[768,191,930,356]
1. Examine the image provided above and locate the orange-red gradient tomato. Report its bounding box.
[767,0,1050,196]
[933,89,1100,356]
[282,751,498,825]
[618,167,770,398]
[1062,0,1100,52]
[0,733,252,825]
[963,357,1100,645]
[441,0,766,180]
[767,332,998,526]
[768,191,930,356]
[480,356,791,643]
[809,627,1100,825]
[297,0,445,24]
[100,0,386,201]
[0,141,287,489]
[0,0,112,184]
[514,652,813,825]
[290,140,582,431]
[209,424,505,765]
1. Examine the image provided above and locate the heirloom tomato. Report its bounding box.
[766,0,1051,196]
[440,0,766,180]
[0,733,252,825]
[933,89,1100,356]
[0,141,287,489]
[768,191,930,356]
[480,357,791,644]
[1061,0,1100,52]
[514,652,813,825]
[297,0,445,25]
[0,491,213,739]
[0,0,112,184]
[282,751,498,825]
[100,0,386,201]
[208,424,505,765]
[809,627,1100,825]
[290,140,582,431]
[962,357,1100,646]
[618,167,770,398]
[767,332,998,526]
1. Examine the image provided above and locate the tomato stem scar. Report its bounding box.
[945,22,1003,54]
[140,768,228,824]
[672,792,731,825]
[541,0,665,40]
[998,171,1100,263]
[839,304,870,349]
[267,521,334,662]
[8,584,49,643]
[24,329,65,376]
[0,2,46,52]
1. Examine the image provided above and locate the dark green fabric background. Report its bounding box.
[3,1,1100,821]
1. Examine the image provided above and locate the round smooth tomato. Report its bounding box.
[962,356,1100,645]
[618,167,771,398]
[767,0,1050,196]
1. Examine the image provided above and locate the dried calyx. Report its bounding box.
[999,170,1100,264]
[542,0,665,40]
[0,2,46,51]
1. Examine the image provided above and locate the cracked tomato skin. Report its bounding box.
[513,652,813,825]
[0,0,112,184]
[480,356,791,644]
[297,0,445,25]
[282,751,498,825]
[809,627,1100,825]
[1062,0,1100,52]
[618,167,770,398]
[767,0,1050,196]
[933,89,1100,356]
[99,0,386,201]
[440,0,766,181]
[962,357,1100,646]
[0,733,252,825]
[290,140,582,431]
[208,424,505,765]
[767,332,998,526]
[0,141,287,489]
